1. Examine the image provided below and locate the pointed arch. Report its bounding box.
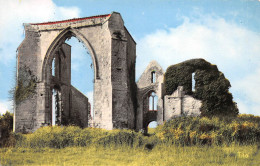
[42,27,99,82]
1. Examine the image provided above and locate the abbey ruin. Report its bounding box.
[15,12,202,133]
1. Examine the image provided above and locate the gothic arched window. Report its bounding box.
[149,92,158,111]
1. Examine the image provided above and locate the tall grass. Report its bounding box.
[4,114,260,149]
[15,126,147,149]
[1,114,260,165]
[155,114,260,146]
[1,144,259,165]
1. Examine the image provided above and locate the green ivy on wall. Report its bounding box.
[15,66,37,104]
[164,59,238,117]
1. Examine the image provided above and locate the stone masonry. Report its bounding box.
[136,61,201,132]
[15,12,201,133]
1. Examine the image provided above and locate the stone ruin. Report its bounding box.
[15,12,201,133]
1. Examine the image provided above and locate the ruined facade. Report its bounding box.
[15,12,201,133]
[136,61,201,132]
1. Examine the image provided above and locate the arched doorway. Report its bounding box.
[147,121,158,134]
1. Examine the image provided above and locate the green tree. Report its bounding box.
[164,59,238,117]
[0,111,14,147]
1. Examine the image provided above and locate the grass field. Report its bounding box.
[1,145,260,165]
[1,114,260,165]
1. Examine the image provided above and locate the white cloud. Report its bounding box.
[137,15,260,115]
[0,100,12,115]
[137,16,260,78]
[57,6,80,19]
[233,67,260,115]
[235,68,260,104]
[0,0,80,64]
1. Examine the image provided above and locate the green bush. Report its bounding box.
[164,58,238,117]
[0,111,15,147]
[5,114,260,149]
[15,126,148,149]
[155,115,260,146]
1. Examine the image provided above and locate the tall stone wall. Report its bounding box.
[15,12,203,133]
[15,12,137,132]
[58,43,71,125]
[70,86,89,128]
[109,13,137,129]
[15,26,42,132]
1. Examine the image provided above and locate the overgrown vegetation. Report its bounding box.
[14,127,146,149]
[164,58,238,116]
[14,66,37,104]
[0,112,15,147]
[0,114,260,165]
[0,114,257,149]
[156,114,260,146]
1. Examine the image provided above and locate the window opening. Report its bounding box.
[149,95,153,110]
[151,71,156,83]
[52,57,55,76]
[58,57,61,79]
[65,37,94,118]
[52,88,61,125]
[192,72,195,92]
[154,95,158,110]
[149,92,158,111]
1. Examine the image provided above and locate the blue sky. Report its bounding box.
[0,0,260,117]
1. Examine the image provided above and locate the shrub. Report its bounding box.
[15,126,148,149]
[0,111,14,147]
[164,59,238,117]
[6,114,260,148]
[155,115,260,146]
